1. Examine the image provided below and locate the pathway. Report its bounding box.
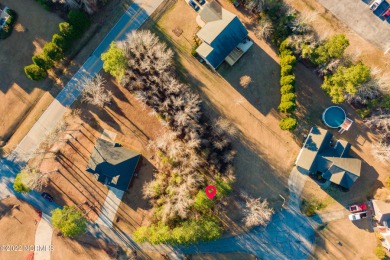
[34,213,53,260]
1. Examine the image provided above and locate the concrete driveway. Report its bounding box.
[318,0,390,51]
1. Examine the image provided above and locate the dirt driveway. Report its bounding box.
[0,0,63,144]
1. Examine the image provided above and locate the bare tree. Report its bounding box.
[240,75,252,88]
[18,168,50,192]
[81,74,112,108]
[243,196,274,228]
[254,19,274,40]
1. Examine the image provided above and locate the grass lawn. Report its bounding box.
[0,0,63,146]
[0,197,38,260]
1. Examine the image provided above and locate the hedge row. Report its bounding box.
[0,9,18,40]
[278,41,298,131]
[24,11,90,81]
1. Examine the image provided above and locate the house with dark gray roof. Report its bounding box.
[86,138,141,191]
[295,127,361,189]
[195,0,253,69]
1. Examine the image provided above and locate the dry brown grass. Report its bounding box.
[0,197,38,260]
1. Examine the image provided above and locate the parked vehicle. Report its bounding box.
[382,7,390,18]
[349,203,367,213]
[195,0,205,5]
[348,211,367,221]
[41,192,54,202]
[188,0,200,11]
[370,0,384,11]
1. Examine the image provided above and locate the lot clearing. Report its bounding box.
[0,197,38,260]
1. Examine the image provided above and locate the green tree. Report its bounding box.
[194,190,214,213]
[374,246,386,259]
[43,42,63,61]
[101,42,127,80]
[32,54,53,70]
[380,94,390,110]
[59,22,76,39]
[321,62,371,103]
[51,206,87,237]
[13,171,31,193]
[280,55,296,67]
[311,34,349,66]
[280,84,295,94]
[52,33,69,50]
[280,75,295,86]
[281,65,293,76]
[281,93,296,102]
[279,117,297,131]
[24,64,47,80]
[278,101,296,113]
[68,10,90,37]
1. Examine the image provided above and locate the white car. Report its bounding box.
[370,0,384,11]
[348,211,367,221]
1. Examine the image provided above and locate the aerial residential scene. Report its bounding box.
[0,0,389,259]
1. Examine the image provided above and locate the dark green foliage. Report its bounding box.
[280,75,295,86]
[24,64,47,80]
[5,9,17,25]
[35,0,51,10]
[68,10,90,38]
[59,22,76,39]
[0,9,17,39]
[215,179,233,198]
[279,117,297,131]
[32,54,53,70]
[280,55,296,67]
[310,34,349,66]
[52,33,69,50]
[356,108,371,119]
[280,84,295,94]
[43,42,64,61]
[281,65,293,76]
[381,94,390,110]
[278,101,296,113]
[281,93,296,102]
[321,62,371,103]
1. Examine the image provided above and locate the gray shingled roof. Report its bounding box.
[87,138,140,191]
[295,126,361,189]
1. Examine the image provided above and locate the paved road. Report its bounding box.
[34,213,53,260]
[317,0,390,51]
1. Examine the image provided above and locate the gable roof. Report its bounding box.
[87,138,140,191]
[295,126,361,189]
[196,1,248,68]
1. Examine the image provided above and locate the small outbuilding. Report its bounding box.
[86,138,141,192]
[295,127,362,189]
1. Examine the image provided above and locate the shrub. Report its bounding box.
[240,75,252,88]
[356,108,371,119]
[68,10,90,37]
[281,65,293,76]
[194,191,215,213]
[281,93,296,102]
[280,55,296,67]
[101,42,127,80]
[51,206,87,237]
[381,94,390,110]
[43,42,63,61]
[278,101,296,113]
[59,22,76,39]
[374,246,386,259]
[279,117,297,131]
[280,84,295,94]
[310,34,349,66]
[280,75,295,86]
[5,9,17,26]
[24,64,47,80]
[13,172,31,193]
[32,54,53,70]
[52,33,69,50]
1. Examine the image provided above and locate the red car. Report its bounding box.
[349,203,367,213]
[382,8,390,19]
